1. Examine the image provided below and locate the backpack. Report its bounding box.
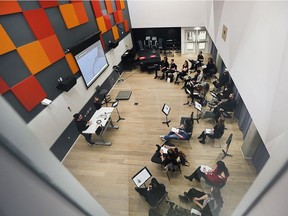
[177,151,190,166]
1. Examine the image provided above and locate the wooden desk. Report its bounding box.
[82,107,118,146]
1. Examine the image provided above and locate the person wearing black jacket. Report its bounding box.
[73,113,95,146]
[198,117,225,144]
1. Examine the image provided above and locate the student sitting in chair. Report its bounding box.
[197,117,225,144]
[160,119,193,141]
[151,142,179,167]
[174,60,189,84]
[159,56,169,79]
[165,59,177,81]
[178,187,223,216]
[135,178,166,207]
[184,160,229,188]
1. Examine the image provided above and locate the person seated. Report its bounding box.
[210,83,234,103]
[73,113,95,146]
[165,59,177,81]
[160,119,193,141]
[159,56,169,79]
[135,177,166,207]
[178,187,223,216]
[174,60,188,84]
[184,160,229,188]
[198,106,222,123]
[93,96,102,110]
[198,117,225,144]
[181,70,202,90]
[189,51,204,71]
[217,93,236,113]
[203,57,217,79]
[212,69,230,91]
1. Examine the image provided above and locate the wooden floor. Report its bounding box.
[63,53,257,216]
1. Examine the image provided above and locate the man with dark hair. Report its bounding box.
[93,96,102,110]
[73,113,95,146]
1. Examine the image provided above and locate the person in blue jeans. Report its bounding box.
[160,119,193,141]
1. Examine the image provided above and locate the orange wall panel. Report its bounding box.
[0,24,16,55]
[104,0,113,14]
[59,4,80,29]
[17,41,51,75]
[72,2,89,24]
[0,1,22,15]
[120,0,125,9]
[39,34,64,64]
[112,26,119,41]
[91,0,102,18]
[0,76,10,94]
[124,20,129,32]
[65,53,79,74]
[96,16,107,33]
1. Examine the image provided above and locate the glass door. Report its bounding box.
[184,27,208,54]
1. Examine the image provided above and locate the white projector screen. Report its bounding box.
[74,40,108,87]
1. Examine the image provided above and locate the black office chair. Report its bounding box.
[164,161,182,181]
[158,38,164,53]
[137,40,144,51]
[151,36,158,50]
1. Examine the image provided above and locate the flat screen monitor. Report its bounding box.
[74,40,108,87]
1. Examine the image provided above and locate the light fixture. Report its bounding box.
[194,27,201,31]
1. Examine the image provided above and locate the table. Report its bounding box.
[82,107,118,146]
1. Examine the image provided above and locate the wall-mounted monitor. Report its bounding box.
[70,32,109,88]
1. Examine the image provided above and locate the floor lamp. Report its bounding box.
[112,100,125,122]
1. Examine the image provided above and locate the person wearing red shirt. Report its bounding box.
[184,161,229,187]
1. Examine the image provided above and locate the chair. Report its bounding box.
[144,36,152,49]
[137,40,144,51]
[151,37,158,50]
[158,38,164,53]
[207,128,226,148]
[164,161,182,181]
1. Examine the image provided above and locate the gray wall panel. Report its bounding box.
[0,51,31,87]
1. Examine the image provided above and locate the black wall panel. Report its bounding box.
[0,13,36,47]
[0,51,32,87]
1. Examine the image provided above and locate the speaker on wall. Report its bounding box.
[108,41,119,49]
[56,76,77,92]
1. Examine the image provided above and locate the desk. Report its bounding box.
[82,107,118,146]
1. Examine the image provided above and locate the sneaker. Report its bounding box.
[160,135,166,141]
[155,144,161,150]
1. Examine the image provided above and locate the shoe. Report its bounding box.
[154,76,157,79]
[178,195,189,203]
[184,175,193,181]
[184,192,188,197]
[156,144,161,150]
[160,135,166,141]
[199,140,205,144]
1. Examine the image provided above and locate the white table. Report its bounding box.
[82,107,118,146]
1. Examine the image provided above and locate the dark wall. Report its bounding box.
[0,1,131,123]
[132,27,181,51]
[50,69,120,161]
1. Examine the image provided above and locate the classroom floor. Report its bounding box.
[63,52,257,216]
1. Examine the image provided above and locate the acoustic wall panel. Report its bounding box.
[0,1,22,15]
[113,11,120,24]
[0,24,16,55]
[0,77,9,94]
[112,26,119,41]
[23,8,55,40]
[118,10,124,23]
[59,4,80,29]
[17,41,51,75]
[11,76,47,112]
[65,53,79,74]
[124,20,129,32]
[96,16,107,33]
[115,0,121,10]
[91,0,103,18]
[72,2,89,25]
[104,14,112,30]
[38,0,59,8]
[104,0,113,14]
[120,0,125,9]
[39,34,64,64]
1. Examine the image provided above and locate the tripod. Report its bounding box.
[162,115,171,127]
[113,65,124,83]
[112,100,125,122]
